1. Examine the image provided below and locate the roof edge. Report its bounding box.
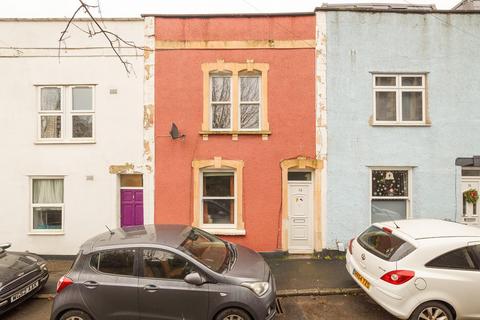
[314,7,480,13]
[141,12,315,18]
[0,17,143,22]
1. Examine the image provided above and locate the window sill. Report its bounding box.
[28,232,65,235]
[199,130,271,141]
[35,140,96,145]
[200,228,246,236]
[371,123,431,127]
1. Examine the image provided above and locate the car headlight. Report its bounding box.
[241,282,269,296]
[37,262,48,271]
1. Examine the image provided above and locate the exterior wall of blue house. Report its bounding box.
[318,10,480,249]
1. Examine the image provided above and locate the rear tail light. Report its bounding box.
[56,275,73,293]
[381,270,415,285]
[348,238,354,254]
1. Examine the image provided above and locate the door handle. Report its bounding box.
[143,284,160,292]
[83,281,99,289]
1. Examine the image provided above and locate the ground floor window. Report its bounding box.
[192,157,244,234]
[31,177,64,232]
[201,171,236,226]
[370,168,411,223]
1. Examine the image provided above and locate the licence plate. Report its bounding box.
[353,269,370,289]
[10,281,39,303]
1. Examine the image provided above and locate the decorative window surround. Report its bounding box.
[192,157,245,235]
[201,60,270,140]
[372,74,429,126]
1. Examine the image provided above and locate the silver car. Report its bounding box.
[51,224,277,320]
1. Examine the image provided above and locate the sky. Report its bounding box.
[0,0,463,18]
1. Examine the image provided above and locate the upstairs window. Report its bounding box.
[38,85,95,142]
[210,73,232,130]
[202,60,269,139]
[373,74,426,125]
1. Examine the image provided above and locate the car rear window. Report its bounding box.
[358,226,416,261]
[90,249,136,276]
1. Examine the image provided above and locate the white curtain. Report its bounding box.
[33,179,63,204]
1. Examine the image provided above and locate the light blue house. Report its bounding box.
[315,5,480,249]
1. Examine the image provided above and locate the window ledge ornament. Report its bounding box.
[199,130,271,141]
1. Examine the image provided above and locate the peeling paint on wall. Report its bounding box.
[144,104,154,129]
[109,163,135,174]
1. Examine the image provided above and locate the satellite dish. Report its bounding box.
[170,122,185,140]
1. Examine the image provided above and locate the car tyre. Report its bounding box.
[409,301,454,320]
[59,310,92,320]
[215,308,252,320]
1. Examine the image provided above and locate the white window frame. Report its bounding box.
[238,74,262,131]
[369,167,413,224]
[199,169,237,229]
[37,85,95,143]
[209,76,233,131]
[30,176,65,234]
[372,74,426,126]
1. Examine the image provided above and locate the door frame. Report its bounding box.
[287,175,314,253]
[460,176,480,225]
[281,157,323,252]
[118,173,145,227]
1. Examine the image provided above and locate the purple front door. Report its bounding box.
[121,189,144,227]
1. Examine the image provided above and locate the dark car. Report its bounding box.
[51,224,277,320]
[0,243,49,315]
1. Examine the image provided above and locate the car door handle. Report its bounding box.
[83,281,99,289]
[143,284,160,292]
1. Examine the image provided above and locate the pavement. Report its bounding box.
[5,293,396,320]
[37,252,360,299]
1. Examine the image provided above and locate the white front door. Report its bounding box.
[287,173,314,253]
[461,179,480,225]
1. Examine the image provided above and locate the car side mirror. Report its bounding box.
[0,243,11,250]
[184,272,205,286]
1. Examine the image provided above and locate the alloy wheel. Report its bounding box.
[418,307,448,320]
[223,315,245,320]
[65,317,85,320]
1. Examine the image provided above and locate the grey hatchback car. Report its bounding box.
[51,224,276,320]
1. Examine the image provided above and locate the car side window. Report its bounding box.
[142,249,195,280]
[90,249,136,276]
[426,247,478,270]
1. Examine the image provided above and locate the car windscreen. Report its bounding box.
[358,226,416,261]
[179,228,229,273]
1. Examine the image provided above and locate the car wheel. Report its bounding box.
[60,310,92,320]
[215,308,252,320]
[409,302,454,320]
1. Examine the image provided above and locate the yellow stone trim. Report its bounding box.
[280,157,324,252]
[202,60,269,135]
[156,39,315,50]
[192,157,245,231]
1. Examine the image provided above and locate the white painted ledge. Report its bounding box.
[202,228,246,236]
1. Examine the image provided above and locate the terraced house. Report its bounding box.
[146,13,323,253]
[0,18,152,254]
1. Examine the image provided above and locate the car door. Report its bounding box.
[78,248,139,320]
[138,248,209,320]
[422,244,480,319]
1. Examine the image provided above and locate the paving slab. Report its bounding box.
[264,256,358,291]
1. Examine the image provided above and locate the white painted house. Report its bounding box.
[0,18,153,255]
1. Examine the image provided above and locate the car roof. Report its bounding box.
[377,219,480,240]
[80,224,192,254]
